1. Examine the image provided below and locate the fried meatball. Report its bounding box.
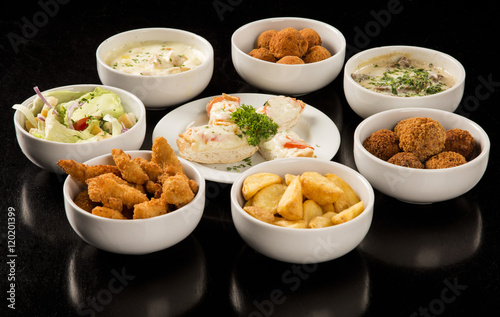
[269,27,308,59]
[276,55,305,64]
[444,128,475,160]
[387,152,424,169]
[256,29,277,49]
[425,151,467,169]
[303,45,332,63]
[299,28,322,48]
[394,117,446,162]
[363,129,400,161]
[249,47,277,62]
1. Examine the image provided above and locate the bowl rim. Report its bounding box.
[353,107,491,174]
[13,84,146,146]
[96,27,214,79]
[230,157,374,233]
[231,16,347,68]
[63,150,206,223]
[344,45,466,100]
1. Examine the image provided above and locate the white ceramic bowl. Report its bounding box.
[353,108,490,204]
[13,84,146,174]
[230,158,374,264]
[231,17,346,95]
[96,27,214,109]
[344,45,466,118]
[63,151,206,255]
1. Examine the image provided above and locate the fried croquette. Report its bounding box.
[256,29,277,49]
[387,152,424,168]
[425,151,467,169]
[276,55,305,64]
[249,47,277,62]
[394,117,446,162]
[362,129,400,161]
[299,28,322,48]
[444,128,475,160]
[303,45,331,63]
[269,27,308,59]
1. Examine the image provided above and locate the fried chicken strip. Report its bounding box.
[57,159,121,185]
[111,149,149,184]
[133,198,168,219]
[161,172,195,208]
[86,173,148,209]
[152,136,184,175]
[92,206,128,219]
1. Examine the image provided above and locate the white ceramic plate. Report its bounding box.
[152,93,340,183]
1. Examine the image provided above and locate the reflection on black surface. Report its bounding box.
[358,193,482,269]
[230,246,369,317]
[66,235,207,316]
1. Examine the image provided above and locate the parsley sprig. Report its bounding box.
[230,104,278,146]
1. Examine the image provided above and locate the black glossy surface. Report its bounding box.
[1,1,499,316]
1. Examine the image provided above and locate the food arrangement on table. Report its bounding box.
[11,18,489,262]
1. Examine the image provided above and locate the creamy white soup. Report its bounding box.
[107,40,204,76]
[351,54,455,97]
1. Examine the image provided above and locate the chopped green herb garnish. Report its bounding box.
[230,104,279,146]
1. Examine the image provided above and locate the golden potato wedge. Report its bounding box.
[300,172,343,205]
[243,206,275,223]
[242,172,283,200]
[252,183,287,214]
[331,201,364,225]
[320,203,335,214]
[244,198,253,207]
[322,211,337,218]
[273,218,307,229]
[277,176,303,220]
[284,173,298,185]
[308,215,333,228]
[325,173,360,212]
[303,199,324,225]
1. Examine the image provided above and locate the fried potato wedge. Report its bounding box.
[273,218,307,229]
[308,215,333,228]
[242,172,283,200]
[244,206,275,223]
[331,201,364,225]
[325,173,360,212]
[303,199,324,226]
[252,183,287,214]
[300,172,343,205]
[277,176,303,220]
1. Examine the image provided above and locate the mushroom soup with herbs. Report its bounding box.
[351,54,455,97]
[107,40,204,76]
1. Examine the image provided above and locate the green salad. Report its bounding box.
[13,86,137,143]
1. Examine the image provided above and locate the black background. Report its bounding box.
[1,0,499,316]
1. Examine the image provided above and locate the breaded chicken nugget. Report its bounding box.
[249,47,277,62]
[161,172,195,207]
[269,27,308,59]
[74,190,99,213]
[92,206,128,219]
[111,149,149,184]
[133,198,168,219]
[444,128,475,160]
[362,129,400,161]
[132,157,164,182]
[394,117,446,162]
[303,46,331,63]
[87,173,148,209]
[299,28,322,47]
[425,151,467,169]
[152,136,184,175]
[256,29,277,49]
[387,152,424,168]
[276,55,305,64]
[57,159,121,185]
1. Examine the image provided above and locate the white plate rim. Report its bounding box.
[152,93,340,183]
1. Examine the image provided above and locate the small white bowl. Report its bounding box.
[13,84,146,174]
[230,158,374,264]
[353,108,490,204]
[231,17,346,95]
[96,27,214,109]
[344,45,466,118]
[63,151,206,255]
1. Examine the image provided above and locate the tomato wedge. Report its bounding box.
[283,136,314,149]
[73,117,89,131]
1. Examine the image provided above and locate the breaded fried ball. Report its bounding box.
[256,29,277,49]
[362,129,400,161]
[269,27,308,59]
[303,45,332,63]
[276,55,305,64]
[444,128,475,160]
[249,47,277,62]
[425,151,467,169]
[300,28,322,48]
[387,152,424,169]
[394,117,446,162]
